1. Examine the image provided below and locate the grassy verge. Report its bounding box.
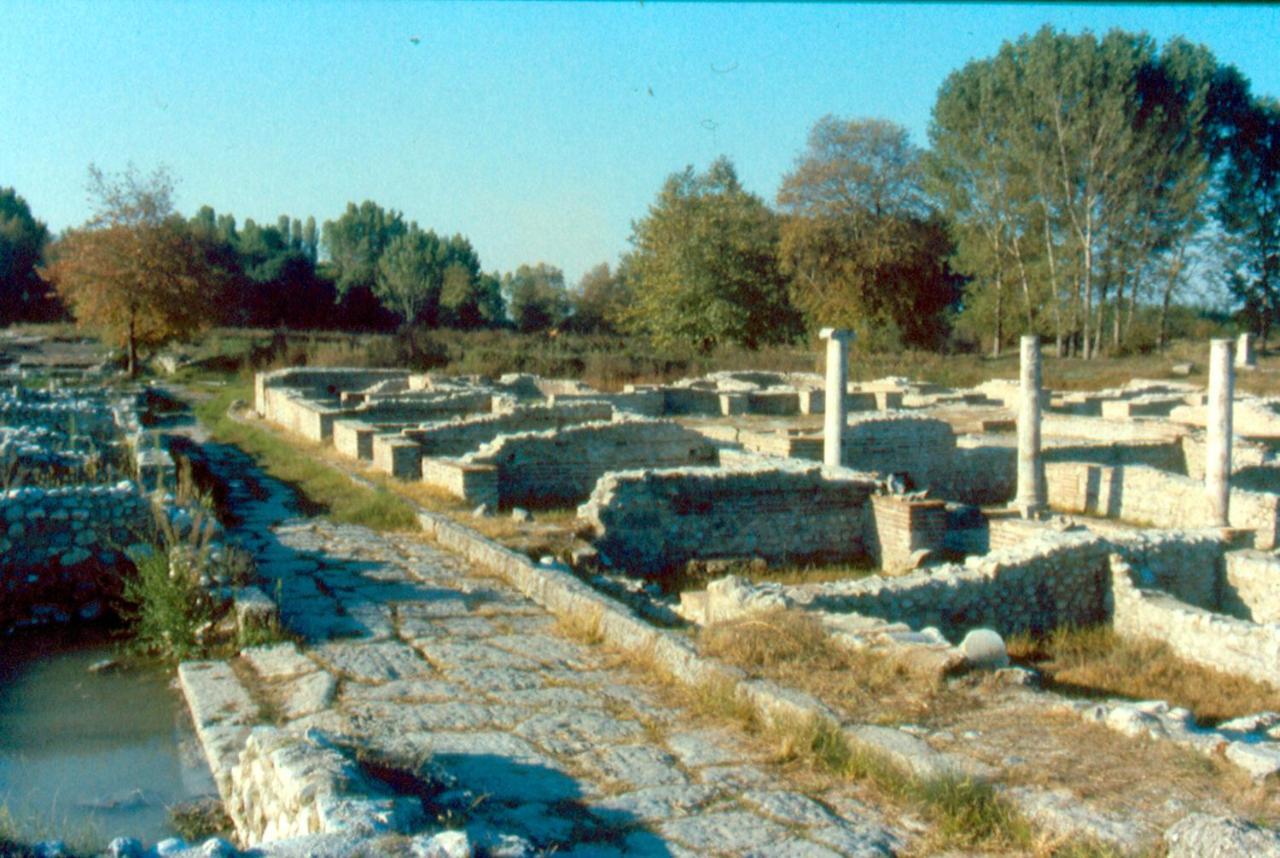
[1007,624,1280,725]
[191,381,418,532]
[628,642,1034,853]
[148,324,1280,396]
[696,609,965,725]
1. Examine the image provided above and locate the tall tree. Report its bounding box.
[505,263,570,333]
[375,227,446,325]
[442,268,504,329]
[928,27,1236,356]
[0,188,51,323]
[45,165,223,376]
[627,157,800,351]
[780,117,958,349]
[565,262,633,334]
[321,201,407,298]
[1219,96,1280,346]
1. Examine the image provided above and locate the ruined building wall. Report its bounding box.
[403,401,613,458]
[430,419,719,508]
[1044,461,1280,549]
[580,466,878,575]
[783,529,1224,640]
[254,368,411,419]
[1112,556,1280,690]
[0,483,152,629]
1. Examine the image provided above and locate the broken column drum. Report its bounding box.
[1014,335,1046,517]
[820,328,854,468]
[1207,338,1235,527]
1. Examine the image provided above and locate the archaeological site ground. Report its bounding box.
[7,328,1280,858]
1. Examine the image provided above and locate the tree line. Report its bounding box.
[2,25,1277,364]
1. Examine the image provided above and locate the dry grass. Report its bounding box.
[696,609,968,725]
[1007,624,1280,726]
[553,606,606,646]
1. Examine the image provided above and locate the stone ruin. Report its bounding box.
[253,336,1280,782]
[0,383,191,632]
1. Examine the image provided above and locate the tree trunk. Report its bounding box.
[1011,234,1034,329]
[992,274,1004,358]
[1082,242,1094,360]
[1158,251,1185,354]
[1043,217,1065,356]
[127,316,138,378]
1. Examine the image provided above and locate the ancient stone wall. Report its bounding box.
[1182,434,1271,481]
[0,389,121,438]
[448,419,718,508]
[782,528,1224,640]
[1044,461,1280,548]
[788,531,1114,638]
[580,465,878,575]
[1112,556,1280,690]
[1222,551,1280,623]
[225,727,422,845]
[550,390,665,417]
[0,483,152,629]
[254,368,411,420]
[403,401,613,458]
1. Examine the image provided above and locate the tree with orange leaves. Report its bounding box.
[43,165,224,376]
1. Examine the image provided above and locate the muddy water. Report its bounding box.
[0,626,218,849]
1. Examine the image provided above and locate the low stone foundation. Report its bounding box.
[426,418,717,508]
[1045,461,1280,548]
[580,465,879,575]
[1112,555,1280,690]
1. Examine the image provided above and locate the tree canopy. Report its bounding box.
[780,117,959,349]
[625,157,801,351]
[45,165,223,375]
[505,263,570,333]
[927,27,1241,356]
[0,188,51,323]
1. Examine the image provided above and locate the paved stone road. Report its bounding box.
[196,439,905,857]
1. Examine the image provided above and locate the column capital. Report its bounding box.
[819,328,855,342]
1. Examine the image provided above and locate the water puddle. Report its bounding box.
[0,625,218,849]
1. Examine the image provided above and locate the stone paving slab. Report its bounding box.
[182,439,902,855]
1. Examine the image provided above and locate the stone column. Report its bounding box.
[820,328,854,468]
[1207,338,1235,527]
[1236,333,1255,369]
[1014,335,1046,518]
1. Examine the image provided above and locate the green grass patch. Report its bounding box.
[121,544,218,663]
[191,381,418,532]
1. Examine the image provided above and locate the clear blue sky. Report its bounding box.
[3,2,1279,288]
